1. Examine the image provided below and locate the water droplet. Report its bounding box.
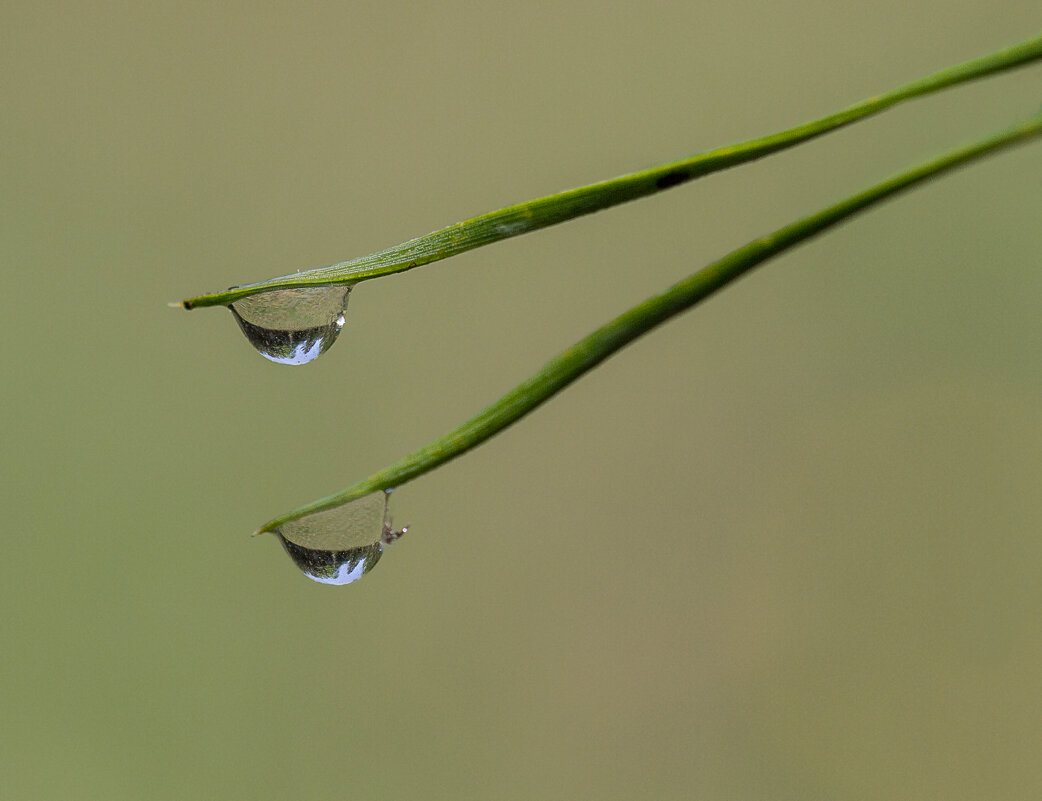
[229,286,351,365]
[273,491,393,586]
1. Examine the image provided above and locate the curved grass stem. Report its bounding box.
[185,34,1042,310]
[254,111,1042,534]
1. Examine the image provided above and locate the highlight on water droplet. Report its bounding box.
[273,490,405,586]
[228,285,351,365]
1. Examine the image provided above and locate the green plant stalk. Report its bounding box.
[182,34,1042,310]
[254,111,1042,534]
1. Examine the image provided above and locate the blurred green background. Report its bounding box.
[3,2,1040,798]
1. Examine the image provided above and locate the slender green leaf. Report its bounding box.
[183,34,1042,310]
[254,111,1042,534]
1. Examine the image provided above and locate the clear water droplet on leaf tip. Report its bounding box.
[274,491,403,586]
[229,285,351,365]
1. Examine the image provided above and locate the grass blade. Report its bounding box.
[254,111,1042,533]
[183,34,1042,310]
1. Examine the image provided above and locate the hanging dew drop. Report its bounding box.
[272,490,406,586]
[228,285,352,365]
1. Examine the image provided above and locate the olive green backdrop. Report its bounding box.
[3,3,1040,799]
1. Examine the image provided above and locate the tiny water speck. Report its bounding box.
[273,491,406,586]
[229,285,351,365]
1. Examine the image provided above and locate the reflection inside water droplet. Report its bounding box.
[229,285,351,365]
[274,491,403,586]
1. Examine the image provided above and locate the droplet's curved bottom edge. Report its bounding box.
[276,534,384,586]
